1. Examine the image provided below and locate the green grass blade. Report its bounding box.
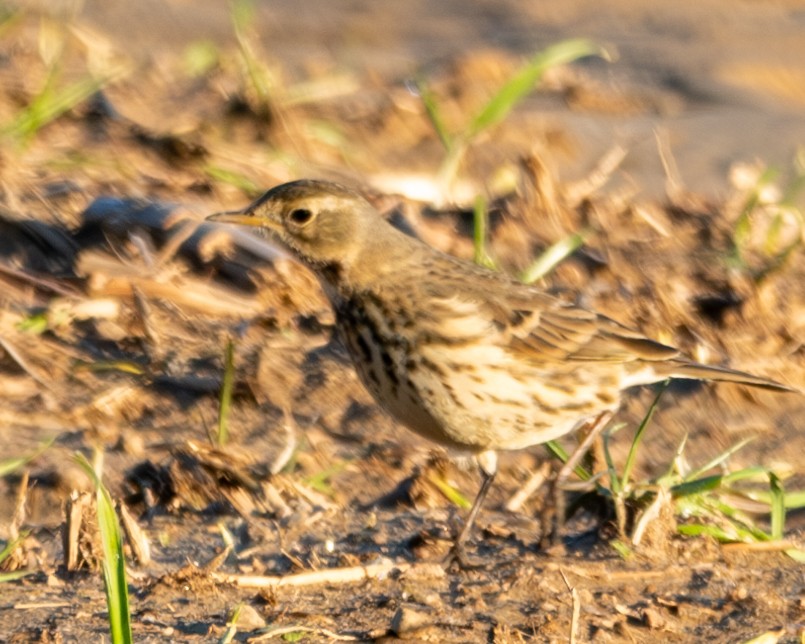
[730,166,780,264]
[754,224,804,283]
[217,338,235,446]
[183,40,221,77]
[720,465,770,485]
[781,152,805,205]
[0,532,31,581]
[683,437,754,482]
[768,472,785,541]
[0,536,21,564]
[544,441,591,481]
[701,497,770,541]
[303,461,347,496]
[203,166,260,196]
[0,570,32,583]
[3,73,112,141]
[74,360,146,376]
[463,39,604,142]
[435,39,603,193]
[74,453,133,644]
[519,230,588,284]
[677,509,766,544]
[428,473,471,510]
[545,440,568,462]
[610,539,632,559]
[621,382,667,489]
[678,523,738,542]
[664,432,689,480]
[671,474,724,498]
[741,488,805,509]
[16,312,49,334]
[785,548,805,563]
[230,0,256,31]
[231,0,273,105]
[437,143,467,193]
[0,7,22,37]
[415,78,452,152]
[220,603,242,644]
[601,428,621,495]
[472,194,496,269]
[0,437,54,477]
[763,211,786,256]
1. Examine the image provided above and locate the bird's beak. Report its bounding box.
[206,207,264,227]
[206,193,286,231]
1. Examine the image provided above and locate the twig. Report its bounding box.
[505,461,551,512]
[654,128,683,201]
[0,335,51,391]
[252,625,359,641]
[722,540,802,552]
[131,286,160,357]
[633,203,671,237]
[553,411,612,536]
[12,470,29,537]
[269,408,297,475]
[78,254,264,316]
[0,263,77,297]
[154,219,200,267]
[559,568,580,644]
[291,481,337,511]
[119,502,151,565]
[631,486,670,546]
[211,560,444,589]
[565,144,627,206]
[548,561,714,581]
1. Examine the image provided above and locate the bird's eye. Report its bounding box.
[288,208,314,226]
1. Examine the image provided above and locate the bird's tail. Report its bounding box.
[656,360,795,392]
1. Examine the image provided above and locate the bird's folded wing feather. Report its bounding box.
[507,304,680,364]
[424,272,681,365]
[417,262,791,391]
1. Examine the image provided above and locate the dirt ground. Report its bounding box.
[0,1,804,642]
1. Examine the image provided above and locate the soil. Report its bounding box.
[0,2,803,642]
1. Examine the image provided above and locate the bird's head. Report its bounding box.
[207,180,379,269]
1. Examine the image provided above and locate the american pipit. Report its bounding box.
[209,180,792,562]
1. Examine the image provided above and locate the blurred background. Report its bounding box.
[65,0,805,195]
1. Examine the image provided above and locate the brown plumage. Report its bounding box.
[209,179,792,560]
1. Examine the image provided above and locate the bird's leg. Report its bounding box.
[544,411,612,546]
[444,450,497,567]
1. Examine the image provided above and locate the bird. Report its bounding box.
[208,179,793,563]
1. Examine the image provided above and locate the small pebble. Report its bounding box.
[232,604,267,631]
[390,604,435,636]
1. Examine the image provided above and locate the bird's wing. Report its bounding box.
[506,303,680,364]
[421,267,680,365]
[414,259,791,391]
[414,255,679,364]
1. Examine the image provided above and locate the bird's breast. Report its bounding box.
[332,290,623,452]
